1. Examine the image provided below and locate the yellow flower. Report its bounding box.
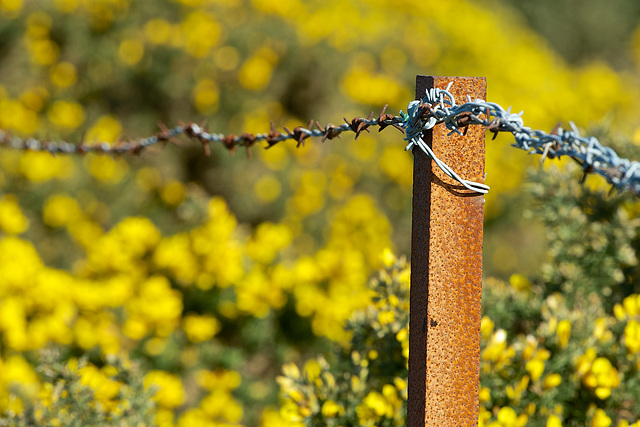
[193,78,219,114]
[261,406,305,427]
[78,364,122,408]
[47,100,85,129]
[482,329,515,368]
[153,234,198,285]
[144,370,185,408]
[252,0,302,16]
[479,407,492,427]
[303,359,322,382]
[592,409,612,427]
[0,98,38,134]
[341,63,409,106]
[592,358,620,395]
[238,47,278,91]
[379,146,413,187]
[481,316,495,340]
[380,247,395,268]
[479,387,491,403]
[624,320,640,354]
[378,310,395,326]
[576,348,597,376]
[510,273,531,292]
[497,407,517,424]
[595,387,612,400]
[181,11,221,57]
[43,194,81,227]
[506,376,529,403]
[182,313,220,343]
[235,267,285,317]
[18,151,74,182]
[593,318,613,343]
[614,303,627,321]
[547,414,563,427]
[496,406,527,426]
[86,154,128,183]
[246,222,292,264]
[200,389,243,422]
[160,180,186,207]
[127,275,182,336]
[321,400,343,417]
[557,320,572,348]
[623,294,640,317]
[543,373,562,389]
[282,363,300,380]
[0,0,23,13]
[362,391,389,417]
[85,115,122,144]
[0,194,29,234]
[526,359,545,381]
[0,355,39,393]
[197,369,241,392]
[177,408,209,427]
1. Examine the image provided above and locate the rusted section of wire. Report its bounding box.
[0,106,405,156]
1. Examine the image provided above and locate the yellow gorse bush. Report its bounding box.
[2,0,640,426]
[0,157,393,422]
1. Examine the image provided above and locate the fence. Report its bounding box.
[2,74,640,426]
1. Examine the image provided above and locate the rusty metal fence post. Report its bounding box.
[408,76,486,426]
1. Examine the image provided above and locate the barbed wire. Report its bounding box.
[405,82,640,196]
[1,87,639,197]
[0,109,405,156]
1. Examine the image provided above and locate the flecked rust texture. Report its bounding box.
[408,76,485,426]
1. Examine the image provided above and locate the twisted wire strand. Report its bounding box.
[1,88,640,196]
[403,82,491,194]
[0,110,405,156]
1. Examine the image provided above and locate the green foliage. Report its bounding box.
[526,165,640,308]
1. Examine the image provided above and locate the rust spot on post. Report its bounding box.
[408,76,485,426]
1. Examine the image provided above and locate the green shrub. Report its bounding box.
[0,351,156,427]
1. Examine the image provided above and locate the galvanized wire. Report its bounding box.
[407,84,640,196]
[1,87,640,196]
[403,82,490,194]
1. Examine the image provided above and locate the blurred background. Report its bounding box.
[1,0,640,425]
